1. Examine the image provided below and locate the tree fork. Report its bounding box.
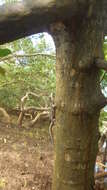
[49,6,106,190]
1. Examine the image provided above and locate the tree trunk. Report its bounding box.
[50,2,105,190]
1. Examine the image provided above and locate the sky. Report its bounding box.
[0,0,4,5]
[31,33,55,53]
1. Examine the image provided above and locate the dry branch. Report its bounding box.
[29,111,49,127]
[25,106,50,112]
[0,107,11,126]
[17,92,50,127]
[96,162,107,169]
[17,111,25,128]
[17,92,39,127]
[100,71,106,83]
[0,53,55,62]
[95,172,107,179]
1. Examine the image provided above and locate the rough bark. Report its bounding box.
[49,1,106,190]
[0,0,107,44]
[0,1,106,190]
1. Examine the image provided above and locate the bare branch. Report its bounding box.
[0,0,106,44]
[26,92,40,98]
[17,92,29,127]
[95,58,107,71]
[21,92,40,105]
[15,53,55,59]
[0,53,56,62]
[96,162,107,169]
[29,111,49,127]
[100,71,106,83]
[95,172,107,179]
[17,91,50,127]
[21,92,29,110]
[17,111,25,128]
[0,107,10,126]
[25,106,50,112]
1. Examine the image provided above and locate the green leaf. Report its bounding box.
[0,66,6,76]
[0,48,11,57]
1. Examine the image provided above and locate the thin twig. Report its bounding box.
[0,53,56,62]
[100,71,106,83]
[95,172,107,179]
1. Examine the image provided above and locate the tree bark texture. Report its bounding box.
[0,1,106,190]
[0,0,107,44]
[50,1,106,190]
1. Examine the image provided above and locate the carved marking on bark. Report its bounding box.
[64,153,71,162]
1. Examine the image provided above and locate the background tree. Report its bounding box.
[0,1,107,190]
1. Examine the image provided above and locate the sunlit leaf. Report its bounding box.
[0,66,6,76]
[0,48,11,57]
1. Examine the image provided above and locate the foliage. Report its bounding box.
[99,38,107,130]
[99,110,107,131]
[0,48,11,57]
[0,34,55,110]
[0,48,11,76]
[102,38,107,92]
[0,34,106,131]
